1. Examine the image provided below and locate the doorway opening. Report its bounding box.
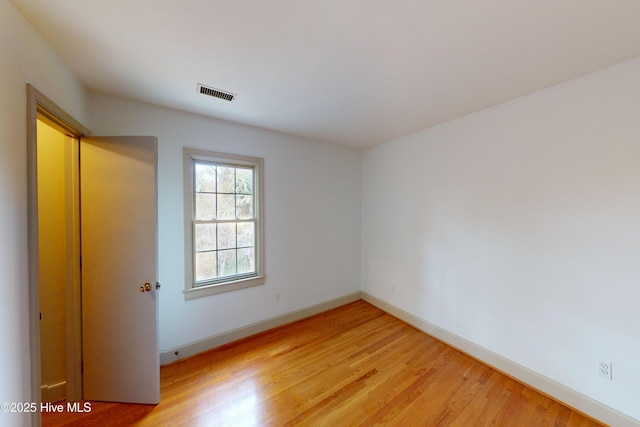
[27,85,89,412]
[36,118,82,404]
[27,85,160,427]
[27,85,90,426]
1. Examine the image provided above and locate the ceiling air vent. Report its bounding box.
[197,83,236,102]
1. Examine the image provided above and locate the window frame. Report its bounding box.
[183,147,265,300]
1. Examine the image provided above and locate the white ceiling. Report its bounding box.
[12,0,640,149]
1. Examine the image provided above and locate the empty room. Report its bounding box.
[1,0,639,426]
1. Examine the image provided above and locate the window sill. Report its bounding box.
[183,275,266,300]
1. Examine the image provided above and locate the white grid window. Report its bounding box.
[184,148,264,299]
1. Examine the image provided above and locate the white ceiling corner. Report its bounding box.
[11,0,640,148]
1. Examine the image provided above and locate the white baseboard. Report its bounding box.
[41,380,66,403]
[361,291,639,427]
[159,291,638,426]
[40,380,66,391]
[160,292,362,366]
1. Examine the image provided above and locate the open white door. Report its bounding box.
[80,136,159,404]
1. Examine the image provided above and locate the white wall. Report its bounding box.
[88,94,362,353]
[0,0,89,425]
[362,57,640,422]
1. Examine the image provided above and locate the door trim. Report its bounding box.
[27,85,90,426]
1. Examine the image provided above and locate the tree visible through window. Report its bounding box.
[194,163,255,281]
[184,148,264,299]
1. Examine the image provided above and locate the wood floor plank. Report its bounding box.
[43,300,604,426]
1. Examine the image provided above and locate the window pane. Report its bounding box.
[187,149,263,295]
[237,248,255,274]
[217,166,235,193]
[195,163,216,192]
[195,193,216,220]
[195,251,217,282]
[236,195,253,219]
[237,222,254,248]
[236,168,253,195]
[217,223,236,249]
[218,249,237,277]
[195,224,216,252]
[217,194,236,219]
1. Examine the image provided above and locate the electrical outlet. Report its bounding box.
[597,360,612,380]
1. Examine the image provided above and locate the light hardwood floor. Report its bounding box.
[43,300,603,426]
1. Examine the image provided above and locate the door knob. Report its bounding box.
[140,282,152,292]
